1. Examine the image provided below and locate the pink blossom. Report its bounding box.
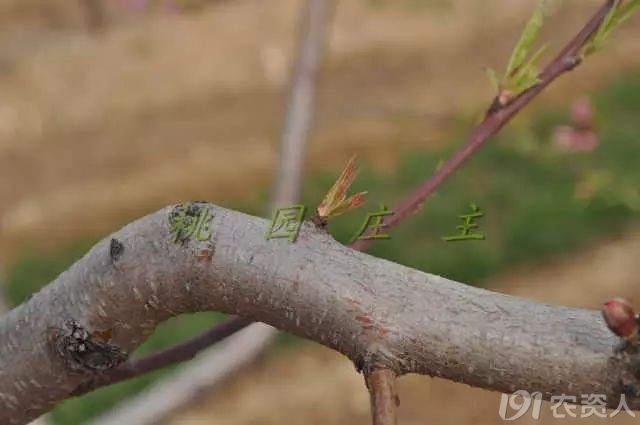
[570,96,594,129]
[553,126,599,152]
[552,97,599,152]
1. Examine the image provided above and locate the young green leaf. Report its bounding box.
[506,44,548,93]
[614,0,640,26]
[584,0,640,56]
[484,67,501,93]
[488,0,548,105]
[505,0,546,80]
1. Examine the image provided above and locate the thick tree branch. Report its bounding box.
[0,204,636,424]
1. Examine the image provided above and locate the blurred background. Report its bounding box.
[1,0,640,424]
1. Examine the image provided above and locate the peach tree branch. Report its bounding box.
[0,203,636,425]
[351,0,616,250]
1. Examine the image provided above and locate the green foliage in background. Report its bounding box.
[3,70,640,424]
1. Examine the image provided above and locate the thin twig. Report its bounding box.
[72,316,252,395]
[350,0,616,251]
[366,369,399,425]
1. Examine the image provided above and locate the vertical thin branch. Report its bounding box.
[85,0,334,422]
[273,0,333,206]
[365,369,399,425]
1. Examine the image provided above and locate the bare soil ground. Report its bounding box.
[165,228,640,425]
[0,0,639,258]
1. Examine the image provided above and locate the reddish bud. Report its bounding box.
[553,127,599,152]
[602,298,638,340]
[316,154,368,220]
[498,90,516,107]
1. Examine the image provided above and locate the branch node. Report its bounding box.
[563,55,582,70]
[311,215,328,228]
[109,238,124,263]
[48,319,128,374]
[354,349,392,375]
[601,298,640,397]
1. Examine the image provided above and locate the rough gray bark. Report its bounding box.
[0,203,634,424]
